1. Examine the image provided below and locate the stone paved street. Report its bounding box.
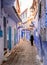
[1,39,41,65]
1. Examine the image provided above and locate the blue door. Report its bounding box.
[8,27,11,50]
[21,31,23,38]
[21,30,25,38]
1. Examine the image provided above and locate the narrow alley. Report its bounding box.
[0,0,47,65]
[1,39,41,65]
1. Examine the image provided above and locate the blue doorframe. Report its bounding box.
[8,26,11,50]
[23,31,25,38]
[21,31,23,38]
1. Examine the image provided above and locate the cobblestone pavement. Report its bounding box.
[1,39,41,65]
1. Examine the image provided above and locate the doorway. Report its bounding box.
[3,17,7,51]
[8,26,12,50]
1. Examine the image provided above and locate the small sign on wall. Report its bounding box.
[0,26,3,37]
[0,30,3,37]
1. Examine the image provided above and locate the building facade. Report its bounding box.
[0,0,21,64]
[40,0,47,65]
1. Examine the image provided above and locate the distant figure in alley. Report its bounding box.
[30,35,34,46]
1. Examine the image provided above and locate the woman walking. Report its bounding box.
[30,35,34,46]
